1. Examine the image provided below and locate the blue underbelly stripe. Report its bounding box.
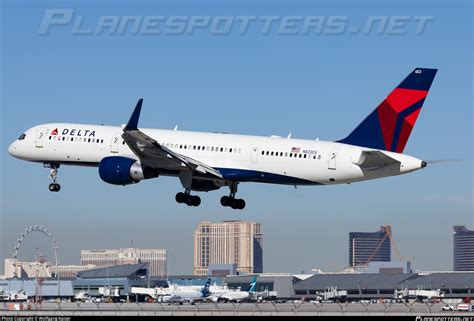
[215,168,321,185]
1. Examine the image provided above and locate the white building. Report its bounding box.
[81,248,167,278]
[4,258,96,279]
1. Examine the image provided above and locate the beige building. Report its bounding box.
[80,248,167,277]
[194,221,263,275]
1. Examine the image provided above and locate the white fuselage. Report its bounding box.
[8,123,425,186]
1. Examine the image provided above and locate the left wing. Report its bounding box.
[121,99,223,179]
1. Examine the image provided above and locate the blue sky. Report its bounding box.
[1,0,472,274]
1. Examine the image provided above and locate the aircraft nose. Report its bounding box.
[8,142,17,156]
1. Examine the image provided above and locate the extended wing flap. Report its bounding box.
[354,150,400,170]
[123,129,222,179]
[121,100,222,179]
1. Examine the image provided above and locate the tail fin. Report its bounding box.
[248,276,257,293]
[201,278,211,297]
[338,68,437,153]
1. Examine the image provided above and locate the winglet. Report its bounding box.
[124,99,143,131]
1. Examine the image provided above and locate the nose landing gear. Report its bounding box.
[45,163,61,192]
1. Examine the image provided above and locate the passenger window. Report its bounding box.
[206,146,210,151]
[261,151,264,155]
[304,154,307,158]
[101,139,104,143]
[62,137,65,141]
[280,152,283,156]
[88,138,91,142]
[193,145,196,150]
[299,154,302,158]
[49,136,52,140]
[229,148,233,153]
[220,147,223,152]
[285,152,288,157]
[318,155,322,160]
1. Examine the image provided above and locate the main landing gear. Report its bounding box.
[45,163,61,192]
[175,189,201,207]
[220,182,245,210]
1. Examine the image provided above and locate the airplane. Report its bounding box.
[8,68,437,210]
[161,278,211,305]
[209,275,258,303]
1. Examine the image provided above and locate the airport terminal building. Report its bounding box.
[2,263,474,302]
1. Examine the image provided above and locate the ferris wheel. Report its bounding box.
[13,225,59,274]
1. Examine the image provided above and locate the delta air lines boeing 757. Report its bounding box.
[8,68,437,210]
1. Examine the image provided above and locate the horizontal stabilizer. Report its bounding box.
[354,150,400,169]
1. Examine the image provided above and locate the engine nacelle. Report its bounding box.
[98,156,158,185]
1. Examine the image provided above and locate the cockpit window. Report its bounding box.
[18,133,26,140]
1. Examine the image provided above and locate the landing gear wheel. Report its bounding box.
[175,192,185,203]
[191,196,201,207]
[230,198,239,210]
[221,196,245,210]
[49,183,61,192]
[220,196,230,207]
[177,191,201,207]
[236,199,245,210]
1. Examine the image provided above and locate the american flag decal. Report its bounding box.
[291,147,300,153]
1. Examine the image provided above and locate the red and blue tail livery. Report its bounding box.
[339,68,437,153]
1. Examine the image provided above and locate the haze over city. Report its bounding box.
[1,0,472,275]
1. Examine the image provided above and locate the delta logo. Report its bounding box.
[50,128,96,137]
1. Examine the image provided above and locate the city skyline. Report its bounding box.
[2,223,473,277]
[1,0,472,275]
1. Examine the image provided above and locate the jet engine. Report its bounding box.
[98,156,158,185]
